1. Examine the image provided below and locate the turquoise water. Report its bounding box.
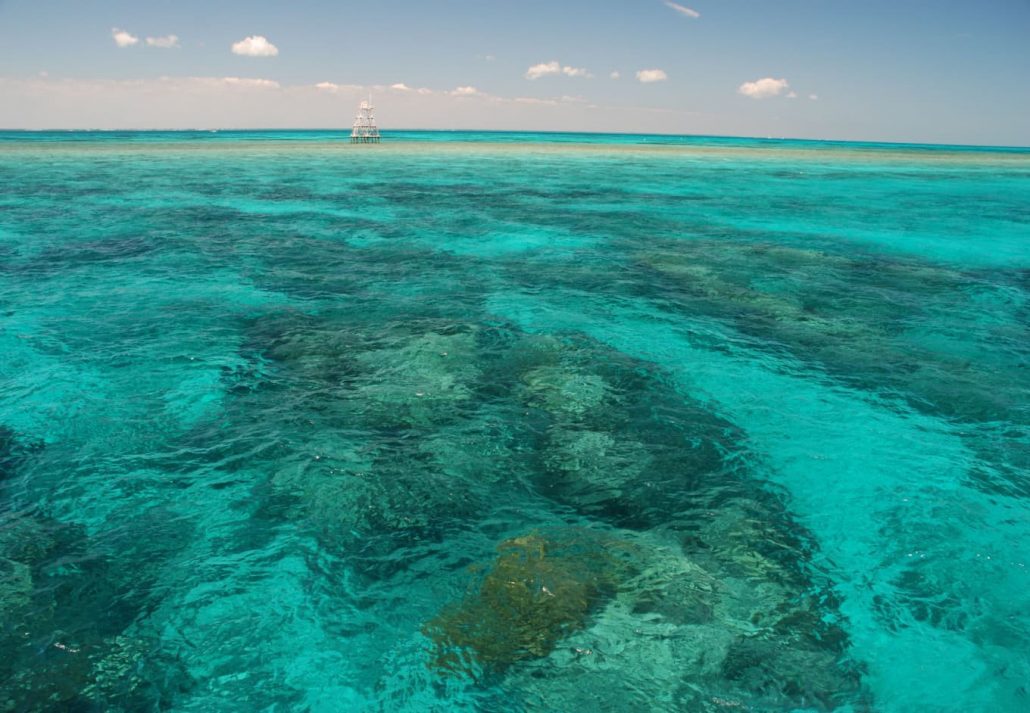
[0,132,1027,711]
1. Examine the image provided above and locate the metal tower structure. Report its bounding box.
[350,96,381,143]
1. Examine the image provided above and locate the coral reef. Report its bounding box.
[267,432,483,563]
[719,635,861,710]
[423,530,632,676]
[0,513,58,631]
[417,408,533,487]
[541,428,650,512]
[0,425,43,481]
[0,514,166,711]
[521,365,614,419]
[223,308,867,708]
[494,529,865,712]
[637,240,1023,429]
[82,634,192,711]
[351,328,481,429]
[0,557,32,623]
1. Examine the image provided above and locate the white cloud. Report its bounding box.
[526,61,561,80]
[786,91,798,99]
[809,94,819,101]
[146,35,180,49]
[218,77,280,89]
[562,65,590,78]
[315,81,340,92]
[738,77,790,99]
[636,68,668,83]
[231,35,279,57]
[526,60,591,80]
[417,87,433,95]
[663,1,700,19]
[450,85,481,97]
[390,83,412,91]
[111,28,139,48]
[610,71,621,80]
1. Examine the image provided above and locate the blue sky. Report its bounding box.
[1,0,1028,144]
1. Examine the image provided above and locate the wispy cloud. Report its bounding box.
[526,61,591,80]
[146,35,180,49]
[231,35,278,57]
[313,81,364,94]
[809,93,819,101]
[663,1,700,19]
[636,68,668,83]
[111,28,139,48]
[738,77,790,98]
[610,71,621,80]
[514,96,559,106]
[390,83,412,91]
[506,94,586,107]
[2,75,702,132]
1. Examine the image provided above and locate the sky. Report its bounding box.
[1,0,1028,145]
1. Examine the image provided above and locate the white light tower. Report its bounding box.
[351,95,381,143]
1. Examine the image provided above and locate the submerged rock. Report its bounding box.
[623,546,718,626]
[352,328,481,429]
[521,365,614,419]
[720,635,862,710]
[0,425,43,481]
[0,513,183,712]
[0,511,58,565]
[248,313,359,376]
[417,409,532,487]
[0,512,60,630]
[423,530,632,676]
[489,529,865,712]
[0,557,32,622]
[270,434,481,556]
[640,246,882,349]
[638,240,1025,432]
[541,428,650,512]
[83,633,193,710]
[690,503,808,586]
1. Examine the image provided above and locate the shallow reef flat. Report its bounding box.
[0,133,1027,711]
[3,135,1028,170]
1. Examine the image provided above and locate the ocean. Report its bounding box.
[0,130,1027,711]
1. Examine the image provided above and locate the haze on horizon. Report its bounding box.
[1,0,1028,146]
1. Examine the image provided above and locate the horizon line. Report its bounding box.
[0,127,1027,151]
